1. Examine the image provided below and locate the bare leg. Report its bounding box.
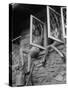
[42,49,49,67]
[27,53,31,72]
[51,45,63,57]
[51,41,64,57]
[19,47,24,66]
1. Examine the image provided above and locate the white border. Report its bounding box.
[47,6,64,43]
[61,7,67,38]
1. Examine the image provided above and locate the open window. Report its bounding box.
[61,7,67,38]
[47,6,64,43]
[30,15,47,50]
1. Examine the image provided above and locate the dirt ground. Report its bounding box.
[11,41,66,86]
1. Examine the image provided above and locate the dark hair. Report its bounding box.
[33,24,41,36]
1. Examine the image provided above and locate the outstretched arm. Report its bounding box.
[50,45,63,57]
[50,41,64,57]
